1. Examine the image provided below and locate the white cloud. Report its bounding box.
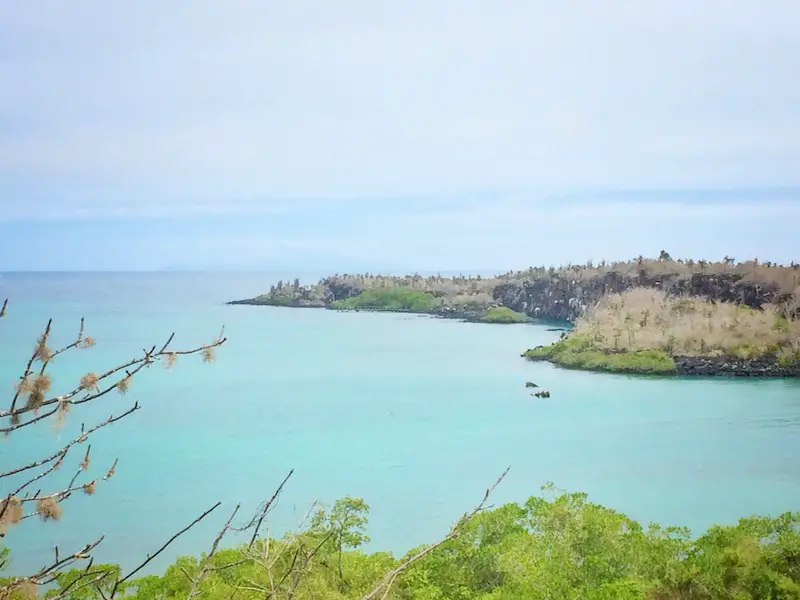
[1,0,799,216]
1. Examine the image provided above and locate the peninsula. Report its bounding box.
[229,255,800,376]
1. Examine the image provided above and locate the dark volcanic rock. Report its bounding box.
[325,279,364,302]
[673,355,800,377]
[428,305,486,322]
[494,271,789,323]
[668,273,783,308]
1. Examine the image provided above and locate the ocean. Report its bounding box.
[1,271,799,577]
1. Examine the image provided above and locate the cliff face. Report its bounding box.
[230,261,798,325]
[493,272,789,323]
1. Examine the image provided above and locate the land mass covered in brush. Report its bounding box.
[230,254,800,375]
[524,287,800,376]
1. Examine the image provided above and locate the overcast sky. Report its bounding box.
[1,1,798,270]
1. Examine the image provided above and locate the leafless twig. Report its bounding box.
[360,466,511,600]
[0,304,228,599]
[110,502,221,597]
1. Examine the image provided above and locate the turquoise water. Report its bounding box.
[1,272,799,576]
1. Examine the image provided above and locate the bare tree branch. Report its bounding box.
[0,305,229,599]
[47,567,115,600]
[360,466,511,600]
[7,318,52,414]
[186,504,241,599]
[0,538,105,597]
[2,404,139,479]
[111,501,222,596]
[2,334,226,430]
[234,469,295,547]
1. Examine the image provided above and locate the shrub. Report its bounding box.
[524,335,677,374]
[574,288,800,358]
[331,288,439,311]
[482,306,528,324]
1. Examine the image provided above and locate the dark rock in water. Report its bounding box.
[673,355,800,377]
[525,381,539,388]
[533,390,551,398]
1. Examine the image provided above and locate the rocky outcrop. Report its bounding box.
[229,265,796,325]
[673,355,800,377]
[494,272,788,323]
[428,305,488,322]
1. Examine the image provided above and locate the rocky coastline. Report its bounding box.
[672,355,800,377]
[227,297,498,324]
[492,270,795,323]
[525,349,800,378]
[229,263,797,324]
[229,258,799,378]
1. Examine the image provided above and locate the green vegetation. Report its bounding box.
[481,306,528,324]
[331,289,439,312]
[7,487,799,599]
[526,287,800,374]
[525,335,678,374]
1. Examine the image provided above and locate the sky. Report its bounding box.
[0,1,798,271]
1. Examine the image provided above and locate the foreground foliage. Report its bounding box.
[8,486,798,600]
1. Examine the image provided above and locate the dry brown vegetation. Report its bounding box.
[574,288,800,359]
[260,255,800,308]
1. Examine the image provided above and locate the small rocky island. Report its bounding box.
[230,255,800,376]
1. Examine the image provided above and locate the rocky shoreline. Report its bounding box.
[229,265,797,325]
[525,350,800,378]
[493,270,795,323]
[227,297,506,324]
[672,355,800,377]
[230,260,799,378]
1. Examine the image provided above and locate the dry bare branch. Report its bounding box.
[110,501,222,596]
[47,568,116,600]
[2,314,226,428]
[187,505,241,599]
[1,404,140,479]
[0,538,104,597]
[360,466,511,600]
[234,469,295,547]
[0,304,229,598]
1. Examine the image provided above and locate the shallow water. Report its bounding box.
[1,272,799,576]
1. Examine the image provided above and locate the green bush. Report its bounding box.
[524,335,677,374]
[27,489,800,600]
[482,306,528,324]
[331,288,439,312]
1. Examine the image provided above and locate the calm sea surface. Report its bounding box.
[1,272,799,575]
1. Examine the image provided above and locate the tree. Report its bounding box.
[310,497,370,589]
[658,250,672,261]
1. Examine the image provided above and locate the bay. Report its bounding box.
[1,272,799,576]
